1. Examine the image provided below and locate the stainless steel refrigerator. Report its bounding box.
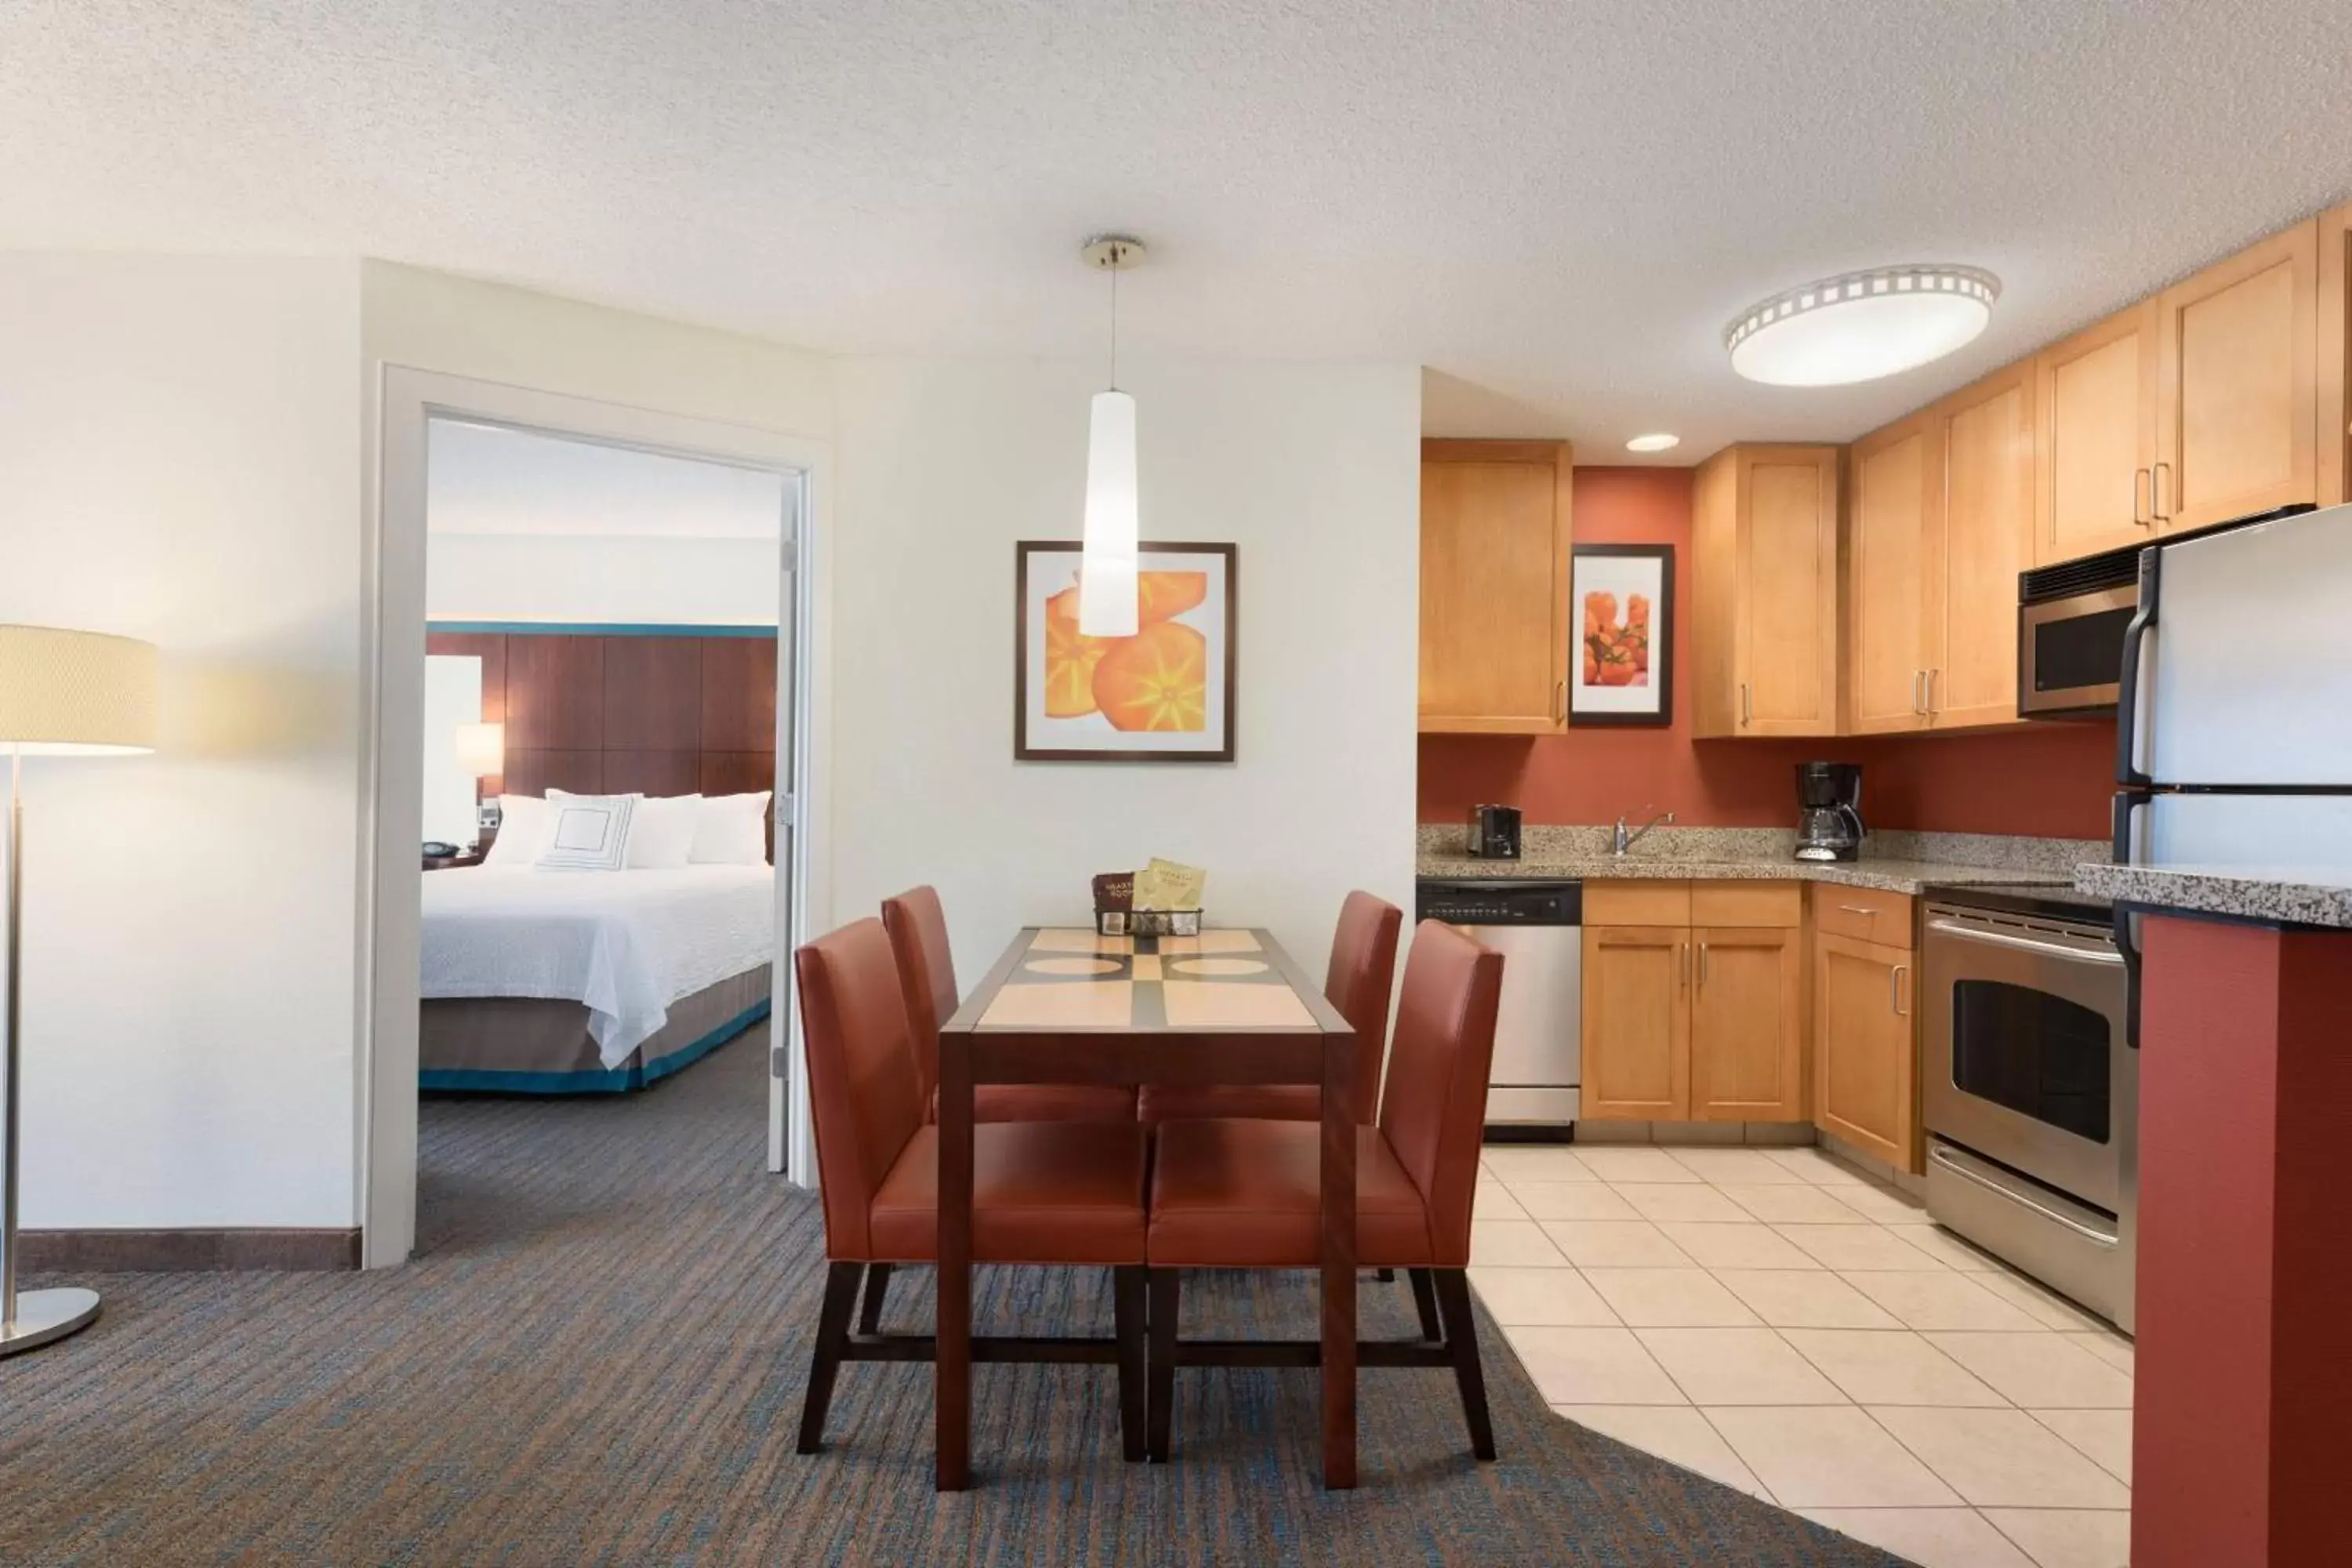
[2114,500,2352,1038]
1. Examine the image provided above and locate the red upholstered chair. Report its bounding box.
[1143,920,1505,1463]
[1137,891,1403,1126]
[791,917,1149,1459]
[883,886,1138,1125]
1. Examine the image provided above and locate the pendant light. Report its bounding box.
[1078,234,1145,638]
[1726,263,1999,387]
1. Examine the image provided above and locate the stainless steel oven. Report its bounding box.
[1921,887,2136,1330]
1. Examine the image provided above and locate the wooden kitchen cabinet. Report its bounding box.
[1812,931,1916,1170]
[1692,445,1840,738]
[1689,927,1804,1122]
[1581,881,1804,1123]
[1846,412,1937,734]
[2034,302,2161,565]
[2321,201,2352,510]
[2153,220,2318,534]
[1417,439,1573,733]
[1581,924,1690,1120]
[1929,361,2037,728]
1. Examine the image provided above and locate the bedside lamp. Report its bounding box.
[453,721,504,844]
[0,625,158,1355]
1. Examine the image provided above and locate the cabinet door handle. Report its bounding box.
[2132,466,2151,528]
[1926,669,1937,717]
[1555,679,1565,723]
[1697,942,1709,988]
[1911,670,1925,715]
[1740,682,1751,726]
[1679,942,1690,989]
[1836,903,1876,916]
[1890,963,1910,1017]
[2152,461,2170,523]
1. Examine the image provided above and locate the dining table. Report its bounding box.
[934,924,1360,1490]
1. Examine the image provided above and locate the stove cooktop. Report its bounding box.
[1922,879,2116,924]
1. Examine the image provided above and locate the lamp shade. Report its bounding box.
[0,626,158,755]
[1078,389,1141,637]
[453,721,505,778]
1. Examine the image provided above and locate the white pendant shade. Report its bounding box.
[1078,388,1140,638]
[1726,265,1999,387]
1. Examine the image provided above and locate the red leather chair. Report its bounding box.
[1137,891,1403,1127]
[883,886,1138,1125]
[1143,920,1505,1463]
[792,917,1149,1460]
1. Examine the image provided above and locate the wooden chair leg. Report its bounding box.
[797,1261,863,1454]
[1431,1269,1496,1461]
[856,1261,893,1336]
[1147,1269,1181,1462]
[1407,1267,1443,1342]
[1114,1266,1148,1461]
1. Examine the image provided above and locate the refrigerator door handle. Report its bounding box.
[2114,546,2161,789]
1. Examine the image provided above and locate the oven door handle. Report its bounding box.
[1925,919,2124,965]
[1929,1144,2118,1248]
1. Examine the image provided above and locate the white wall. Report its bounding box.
[831,358,1420,990]
[424,533,781,626]
[0,253,365,1227]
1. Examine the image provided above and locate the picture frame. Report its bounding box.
[1014,540,1238,762]
[1569,543,1673,727]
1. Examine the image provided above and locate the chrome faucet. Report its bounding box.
[1613,807,1675,856]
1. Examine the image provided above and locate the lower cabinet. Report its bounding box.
[1812,931,1917,1167]
[1581,883,1803,1123]
[1689,927,1803,1121]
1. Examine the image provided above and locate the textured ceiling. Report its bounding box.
[7,2,2352,459]
[426,419,787,539]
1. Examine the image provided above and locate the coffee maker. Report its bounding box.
[1795,762,1864,862]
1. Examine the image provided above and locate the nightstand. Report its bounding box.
[423,848,487,872]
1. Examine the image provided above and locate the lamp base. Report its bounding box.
[0,1287,100,1356]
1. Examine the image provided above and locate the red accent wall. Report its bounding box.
[1417,466,2118,839]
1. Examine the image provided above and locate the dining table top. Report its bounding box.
[942,927,1354,1037]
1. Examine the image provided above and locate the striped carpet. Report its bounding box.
[3,1028,1901,1566]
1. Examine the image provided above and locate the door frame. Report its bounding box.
[358,365,832,1268]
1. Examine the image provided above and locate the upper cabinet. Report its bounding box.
[1929,360,2037,729]
[2034,302,2160,566]
[1846,412,1937,734]
[1417,439,1573,733]
[2152,220,2319,533]
[2321,201,2352,510]
[1691,445,1839,738]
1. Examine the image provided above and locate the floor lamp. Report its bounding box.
[0,626,158,1355]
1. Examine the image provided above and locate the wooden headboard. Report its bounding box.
[426,628,777,852]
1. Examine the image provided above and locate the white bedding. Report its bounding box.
[421,866,776,1068]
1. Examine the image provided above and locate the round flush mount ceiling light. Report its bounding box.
[1726,264,2000,387]
[1625,433,1681,453]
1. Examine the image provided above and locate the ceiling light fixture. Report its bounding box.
[1078,234,1146,637]
[1726,263,1999,387]
[1625,433,1681,453]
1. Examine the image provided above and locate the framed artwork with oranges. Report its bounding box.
[1570,543,1673,727]
[1014,540,1238,762]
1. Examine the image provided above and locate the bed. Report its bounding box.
[419,864,776,1093]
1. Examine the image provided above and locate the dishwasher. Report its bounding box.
[1416,878,1581,1128]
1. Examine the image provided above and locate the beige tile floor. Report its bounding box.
[1472,1143,2132,1568]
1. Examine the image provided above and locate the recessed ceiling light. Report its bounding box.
[1726,264,1999,387]
[1625,433,1681,453]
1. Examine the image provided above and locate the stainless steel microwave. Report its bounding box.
[2018,546,2141,717]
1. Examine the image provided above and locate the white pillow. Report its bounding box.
[690,791,771,866]
[482,795,554,869]
[624,793,702,869]
[535,793,638,872]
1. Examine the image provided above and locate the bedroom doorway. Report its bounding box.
[364,368,829,1269]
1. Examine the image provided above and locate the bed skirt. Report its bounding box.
[419,965,773,1094]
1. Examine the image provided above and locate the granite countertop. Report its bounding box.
[2075,862,2352,930]
[1417,851,2067,897]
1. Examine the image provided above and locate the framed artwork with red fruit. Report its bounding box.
[1014,540,1237,762]
[1570,543,1673,728]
